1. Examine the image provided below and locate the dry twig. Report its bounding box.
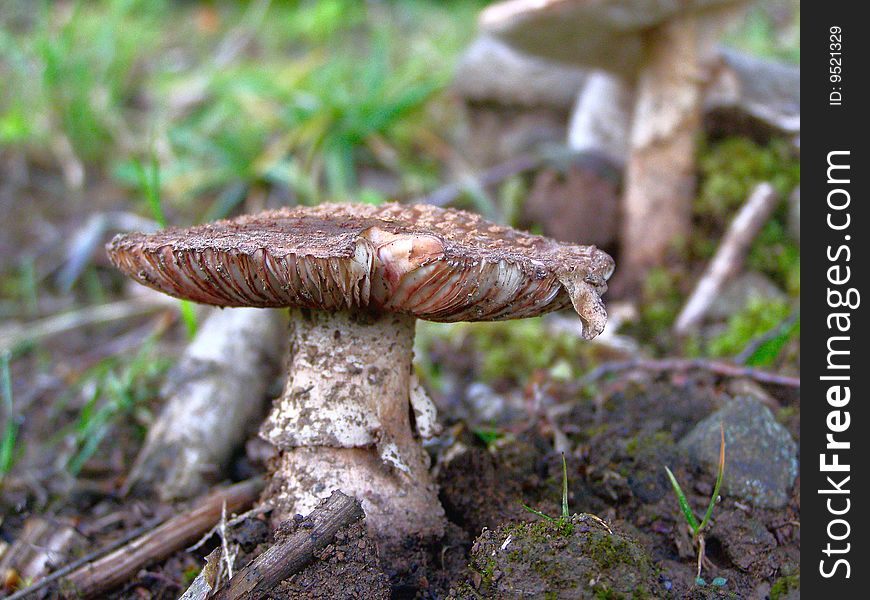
[8,478,263,599]
[215,491,365,600]
[574,357,800,390]
[674,182,781,334]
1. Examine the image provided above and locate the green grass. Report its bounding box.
[1,352,20,479]
[64,340,170,476]
[665,424,726,581]
[3,0,483,217]
[523,453,572,530]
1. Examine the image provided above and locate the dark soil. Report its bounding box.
[270,520,390,600]
[0,371,800,599]
[458,515,664,599]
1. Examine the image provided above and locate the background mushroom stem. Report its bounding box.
[619,5,746,292]
[261,308,445,542]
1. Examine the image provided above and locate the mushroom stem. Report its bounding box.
[619,5,744,292]
[261,308,445,542]
[619,13,704,291]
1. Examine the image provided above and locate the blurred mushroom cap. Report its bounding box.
[107,203,614,338]
[480,0,745,75]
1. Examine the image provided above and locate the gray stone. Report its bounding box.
[707,272,788,320]
[679,397,797,508]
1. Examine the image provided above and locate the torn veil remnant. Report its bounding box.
[107,202,614,543]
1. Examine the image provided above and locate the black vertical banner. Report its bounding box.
[803,3,867,596]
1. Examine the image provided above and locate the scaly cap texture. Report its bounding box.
[107,203,614,338]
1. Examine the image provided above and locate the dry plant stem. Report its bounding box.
[124,307,285,500]
[576,357,800,389]
[55,478,262,599]
[674,182,780,334]
[216,490,365,600]
[261,308,444,541]
[696,535,706,579]
[0,518,82,587]
[0,298,167,355]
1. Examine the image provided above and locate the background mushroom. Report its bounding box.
[107,202,614,544]
[480,0,749,292]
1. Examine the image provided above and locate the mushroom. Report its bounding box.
[107,202,614,543]
[480,0,748,290]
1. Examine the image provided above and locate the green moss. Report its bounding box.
[747,220,801,296]
[770,570,800,600]
[625,267,686,349]
[181,565,201,587]
[625,431,674,458]
[697,138,799,221]
[696,137,801,297]
[417,317,604,386]
[587,533,634,570]
[707,297,794,364]
[776,405,799,423]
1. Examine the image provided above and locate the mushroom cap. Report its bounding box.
[107,203,614,338]
[480,0,744,75]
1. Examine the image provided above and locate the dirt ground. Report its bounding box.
[1,360,799,599]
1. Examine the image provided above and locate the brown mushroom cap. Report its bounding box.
[480,0,744,75]
[107,203,614,338]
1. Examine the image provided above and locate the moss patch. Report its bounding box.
[463,515,663,599]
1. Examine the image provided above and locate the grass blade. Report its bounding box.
[699,423,726,531]
[665,466,700,534]
[522,504,556,523]
[1,352,19,477]
[561,453,569,519]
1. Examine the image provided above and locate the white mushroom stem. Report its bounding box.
[620,13,704,288]
[567,70,632,166]
[261,308,445,542]
[620,6,744,290]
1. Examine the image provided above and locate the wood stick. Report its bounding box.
[123,307,285,500]
[0,298,168,355]
[3,516,166,600]
[573,357,799,390]
[216,490,365,600]
[674,182,780,334]
[419,153,543,208]
[23,478,264,599]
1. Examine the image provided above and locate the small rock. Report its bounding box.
[707,272,788,320]
[679,397,798,508]
[463,382,524,426]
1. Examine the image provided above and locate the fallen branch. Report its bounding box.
[8,478,264,599]
[0,518,84,592]
[419,152,544,208]
[675,182,780,334]
[123,308,285,500]
[3,516,166,600]
[574,357,799,390]
[0,299,169,356]
[215,490,365,600]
